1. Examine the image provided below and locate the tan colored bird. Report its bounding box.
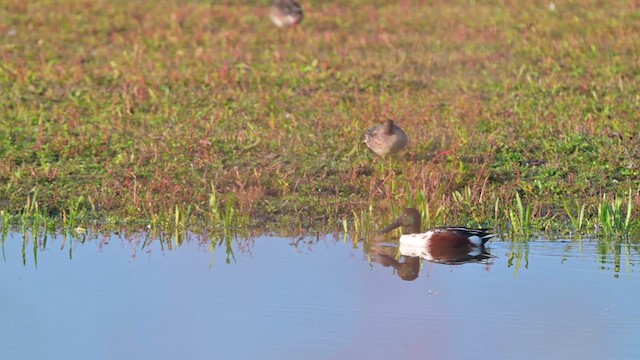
[269,0,304,28]
[364,119,409,156]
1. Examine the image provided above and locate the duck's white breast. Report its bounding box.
[399,231,434,247]
[399,242,433,261]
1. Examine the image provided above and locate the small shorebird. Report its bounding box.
[270,0,304,28]
[379,208,496,263]
[364,119,408,157]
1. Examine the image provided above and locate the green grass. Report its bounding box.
[2,0,640,238]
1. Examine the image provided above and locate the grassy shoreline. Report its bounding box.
[2,0,640,237]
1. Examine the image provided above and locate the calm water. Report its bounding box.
[1,230,639,360]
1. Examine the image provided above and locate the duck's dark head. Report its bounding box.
[382,119,395,135]
[379,208,422,235]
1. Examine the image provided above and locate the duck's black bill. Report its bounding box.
[379,220,401,234]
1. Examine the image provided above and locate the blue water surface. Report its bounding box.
[1,231,639,360]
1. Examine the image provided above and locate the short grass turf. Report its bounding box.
[1,0,640,231]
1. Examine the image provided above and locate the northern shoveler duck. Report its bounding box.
[270,0,304,28]
[364,119,408,157]
[379,208,496,263]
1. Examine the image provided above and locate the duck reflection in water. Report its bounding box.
[370,248,422,281]
[371,208,496,281]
